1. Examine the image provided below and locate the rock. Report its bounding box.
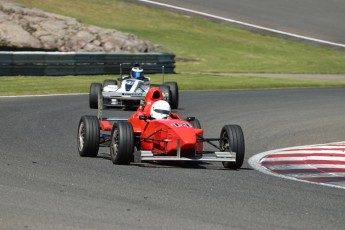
[0,0,157,52]
[0,21,41,48]
[40,35,56,50]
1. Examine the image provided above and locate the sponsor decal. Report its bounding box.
[171,122,192,128]
[122,93,143,96]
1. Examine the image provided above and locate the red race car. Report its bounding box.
[77,88,245,169]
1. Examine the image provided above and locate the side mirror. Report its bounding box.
[185,117,195,121]
[139,115,148,121]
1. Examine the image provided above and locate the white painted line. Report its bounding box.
[281,173,345,178]
[0,93,88,98]
[266,164,345,170]
[137,0,345,48]
[264,150,345,155]
[285,146,345,150]
[261,156,345,162]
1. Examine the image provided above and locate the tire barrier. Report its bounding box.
[0,51,175,76]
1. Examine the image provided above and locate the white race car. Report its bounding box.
[89,77,179,110]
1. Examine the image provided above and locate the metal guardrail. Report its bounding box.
[0,52,175,76]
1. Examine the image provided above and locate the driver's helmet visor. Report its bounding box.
[154,108,170,115]
[132,71,143,79]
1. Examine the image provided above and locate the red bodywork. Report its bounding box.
[100,88,203,156]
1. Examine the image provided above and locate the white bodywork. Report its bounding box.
[102,78,150,107]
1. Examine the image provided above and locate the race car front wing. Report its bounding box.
[133,140,236,163]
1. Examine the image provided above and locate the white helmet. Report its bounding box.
[150,100,171,119]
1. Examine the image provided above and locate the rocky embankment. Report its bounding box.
[0,0,157,52]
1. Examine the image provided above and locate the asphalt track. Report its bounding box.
[138,0,345,49]
[1,1,345,229]
[1,88,345,229]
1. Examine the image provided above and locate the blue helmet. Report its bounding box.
[131,66,144,79]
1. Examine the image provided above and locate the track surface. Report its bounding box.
[1,88,345,229]
[2,2,345,229]
[141,0,345,47]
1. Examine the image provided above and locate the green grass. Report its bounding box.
[1,74,345,96]
[14,0,345,74]
[1,0,345,96]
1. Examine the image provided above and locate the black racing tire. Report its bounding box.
[220,125,245,169]
[164,82,179,109]
[110,121,134,165]
[188,118,201,129]
[89,83,102,109]
[77,115,100,157]
[159,85,171,105]
[103,79,117,87]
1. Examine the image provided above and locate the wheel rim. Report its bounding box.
[78,122,85,151]
[111,129,119,159]
[221,131,230,151]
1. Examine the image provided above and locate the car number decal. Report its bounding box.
[126,80,135,85]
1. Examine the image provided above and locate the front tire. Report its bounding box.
[110,122,134,165]
[89,83,102,109]
[77,116,100,157]
[220,125,245,169]
[187,118,201,129]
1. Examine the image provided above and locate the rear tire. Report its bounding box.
[164,82,179,109]
[110,122,134,165]
[159,85,171,105]
[103,79,117,87]
[220,125,245,169]
[77,116,100,157]
[89,83,102,109]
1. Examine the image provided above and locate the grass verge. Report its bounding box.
[1,74,345,96]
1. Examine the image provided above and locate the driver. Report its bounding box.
[131,65,145,80]
[123,64,149,82]
[150,100,171,119]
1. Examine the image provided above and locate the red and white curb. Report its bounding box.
[248,142,345,190]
